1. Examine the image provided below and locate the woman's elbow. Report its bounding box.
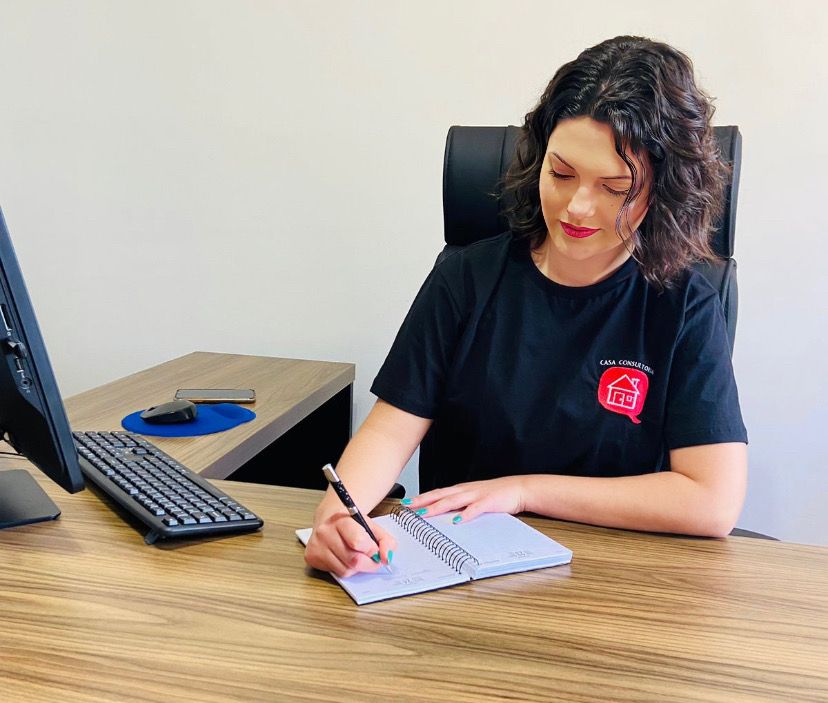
[670,443,748,538]
[673,483,744,538]
[688,497,743,538]
[701,514,738,539]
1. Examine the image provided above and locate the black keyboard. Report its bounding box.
[73,430,263,544]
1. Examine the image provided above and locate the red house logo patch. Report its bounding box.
[598,367,649,424]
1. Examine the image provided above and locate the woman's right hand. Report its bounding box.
[304,505,397,578]
[302,398,430,577]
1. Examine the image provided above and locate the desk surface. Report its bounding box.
[2,467,826,703]
[64,351,354,479]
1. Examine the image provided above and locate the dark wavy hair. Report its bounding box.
[502,36,728,289]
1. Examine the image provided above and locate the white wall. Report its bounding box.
[0,1,825,544]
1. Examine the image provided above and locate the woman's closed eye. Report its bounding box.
[604,185,630,198]
[549,169,629,198]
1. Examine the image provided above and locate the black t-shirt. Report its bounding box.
[371,233,747,491]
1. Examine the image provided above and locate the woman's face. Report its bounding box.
[538,116,651,268]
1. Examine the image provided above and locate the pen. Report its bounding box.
[322,463,392,573]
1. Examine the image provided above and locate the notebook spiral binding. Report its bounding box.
[391,505,480,574]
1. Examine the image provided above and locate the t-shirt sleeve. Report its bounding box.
[370,262,466,419]
[664,286,748,449]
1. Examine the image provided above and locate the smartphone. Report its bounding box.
[174,388,256,404]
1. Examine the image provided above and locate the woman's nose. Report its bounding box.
[567,186,597,222]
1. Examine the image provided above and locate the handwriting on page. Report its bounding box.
[392,575,425,587]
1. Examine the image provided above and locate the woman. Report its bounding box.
[306,36,748,578]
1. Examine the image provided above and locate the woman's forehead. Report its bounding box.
[547,116,647,175]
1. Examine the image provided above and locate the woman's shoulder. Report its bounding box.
[647,263,727,329]
[432,231,515,284]
[427,232,516,310]
[435,231,514,269]
[665,264,722,307]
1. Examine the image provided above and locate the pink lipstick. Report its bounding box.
[560,221,600,239]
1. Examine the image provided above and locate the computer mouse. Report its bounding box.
[140,399,198,424]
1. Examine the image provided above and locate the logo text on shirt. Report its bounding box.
[599,359,654,375]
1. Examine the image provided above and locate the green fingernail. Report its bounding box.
[415,508,428,516]
[387,550,394,564]
[371,553,381,563]
[452,515,462,524]
[401,498,413,505]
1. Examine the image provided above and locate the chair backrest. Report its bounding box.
[440,125,742,350]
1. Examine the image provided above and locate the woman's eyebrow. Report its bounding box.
[549,151,631,180]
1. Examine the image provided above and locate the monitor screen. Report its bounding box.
[0,207,84,529]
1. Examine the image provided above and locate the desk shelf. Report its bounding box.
[64,351,355,489]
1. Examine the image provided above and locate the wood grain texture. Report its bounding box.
[1,466,826,703]
[63,352,354,478]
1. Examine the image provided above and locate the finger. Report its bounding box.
[304,529,357,577]
[405,485,468,510]
[343,552,383,578]
[451,499,491,525]
[337,516,382,554]
[309,531,383,578]
[414,490,479,518]
[306,546,353,578]
[358,517,398,566]
[376,527,398,566]
[338,515,399,568]
[315,517,377,572]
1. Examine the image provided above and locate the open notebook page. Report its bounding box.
[425,512,573,579]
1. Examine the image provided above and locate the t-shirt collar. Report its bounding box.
[517,239,639,298]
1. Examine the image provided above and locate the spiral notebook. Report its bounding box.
[296,506,572,605]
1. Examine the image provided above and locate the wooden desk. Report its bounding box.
[64,351,355,488]
[2,467,826,703]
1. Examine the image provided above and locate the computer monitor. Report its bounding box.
[0,207,84,529]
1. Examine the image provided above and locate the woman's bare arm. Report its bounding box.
[412,443,747,538]
[304,399,432,576]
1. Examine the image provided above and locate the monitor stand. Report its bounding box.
[0,469,61,529]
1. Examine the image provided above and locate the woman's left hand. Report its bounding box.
[405,476,528,524]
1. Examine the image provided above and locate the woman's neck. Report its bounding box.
[531,237,632,287]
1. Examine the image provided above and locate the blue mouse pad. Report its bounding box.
[122,403,256,437]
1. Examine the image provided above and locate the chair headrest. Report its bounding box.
[443,125,741,258]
